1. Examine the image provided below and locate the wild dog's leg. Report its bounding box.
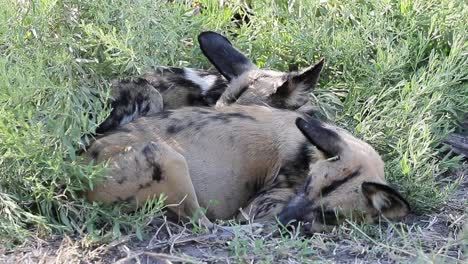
[87,140,213,228]
[96,78,164,134]
[236,187,295,223]
[135,141,214,228]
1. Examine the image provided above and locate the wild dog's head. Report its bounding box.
[278,118,410,233]
[198,31,324,110]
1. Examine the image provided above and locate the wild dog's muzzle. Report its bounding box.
[277,193,344,234]
[277,193,311,226]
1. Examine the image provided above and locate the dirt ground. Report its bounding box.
[1,166,466,264]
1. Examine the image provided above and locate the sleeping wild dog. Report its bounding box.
[85,46,410,233]
[96,32,324,133]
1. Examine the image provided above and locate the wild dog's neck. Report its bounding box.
[274,140,318,190]
[264,112,319,189]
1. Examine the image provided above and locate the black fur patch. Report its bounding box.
[192,120,211,132]
[198,31,255,80]
[320,169,361,196]
[90,149,99,160]
[135,93,149,111]
[151,165,162,182]
[207,112,255,123]
[142,144,163,182]
[296,118,342,158]
[169,76,200,91]
[164,67,185,75]
[96,88,135,134]
[133,77,147,85]
[168,111,256,132]
[96,118,119,134]
[277,193,311,225]
[277,140,313,187]
[141,103,151,115]
[187,93,209,106]
[203,78,227,105]
[115,89,131,108]
[254,201,279,219]
[225,112,255,120]
[268,74,297,109]
[166,123,184,134]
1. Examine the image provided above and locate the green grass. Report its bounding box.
[0,0,466,253]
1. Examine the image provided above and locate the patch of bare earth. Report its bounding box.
[1,166,466,264]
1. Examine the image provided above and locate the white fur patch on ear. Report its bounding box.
[362,182,410,220]
[184,68,217,94]
[370,192,391,212]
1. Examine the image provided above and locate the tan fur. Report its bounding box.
[85,105,409,231]
[215,59,324,111]
[87,106,302,219]
[215,70,286,108]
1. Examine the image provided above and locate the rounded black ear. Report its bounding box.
[295,118,341,158]
[362,182,410,219]
[198,31,256,80]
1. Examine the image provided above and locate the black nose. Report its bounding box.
[277,193,311,226]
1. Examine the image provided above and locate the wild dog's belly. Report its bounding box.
[186,157,259,220]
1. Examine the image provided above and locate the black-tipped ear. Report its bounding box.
[273,58,324,97]
[292,58,324,89]
[198,31,256,80]
[270,59,324,110]
[295,118,341,158]
[362,182,410,220]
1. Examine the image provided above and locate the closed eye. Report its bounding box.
[312,208,342,225]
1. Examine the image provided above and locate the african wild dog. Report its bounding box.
[85,32,409,232]
[85,106,410,233]
[96,31,324,133]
